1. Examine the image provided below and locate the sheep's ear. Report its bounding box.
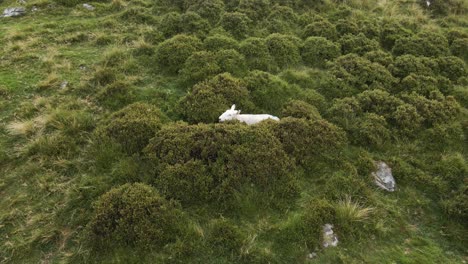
[231,104,236,110]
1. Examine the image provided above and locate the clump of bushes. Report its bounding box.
[187,0,225,25]
[301,37,341,68]
[220,12,252,39]
[155,34,202,74]
[239,37,273,71]
[203,34,239,51]
[180,12,211,37]
[144,122,297,203]
[243,70,300,114]
[392,30,450,57]
[330,54,397,92]
[179,73,253,123]
[281,100,321,120]
[390,55,437,79]
[96,102,168,154]
[302,20,338,41]
[180,51,221,84]
[339,33,380,55]
[95,80,136,110]
[265,33,302,71]
[90,183,184,248]
[208,218,246,254]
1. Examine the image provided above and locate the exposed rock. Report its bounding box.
[307,252,317,259]
[31,6,39,12]
[372,161,396,192]
[2,7,26,17]
[322,224,338,248]
[83,3,95,11]
[60,81,69,89]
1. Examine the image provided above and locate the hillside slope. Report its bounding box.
[0,0,467,263]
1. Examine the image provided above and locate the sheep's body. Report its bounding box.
[219,104,280,125]
[234,114,279,125]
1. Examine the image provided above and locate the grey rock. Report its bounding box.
[31,6,39,12]
[2,7,26,17]
[372,161,396,192]
[60,81,68,89]
[83,3,95,11]
[322,224,338,248]
[307,252,317,259]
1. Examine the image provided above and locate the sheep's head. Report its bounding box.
[219,104,240,122]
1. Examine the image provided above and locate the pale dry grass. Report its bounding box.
[336,196,375,222]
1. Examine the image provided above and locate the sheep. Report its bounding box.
[219,104,280,125]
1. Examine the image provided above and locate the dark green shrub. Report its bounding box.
[330,54,397,91]
[220,12,252,39]
[265,33,302,70]
[392,31,450,57]
[301,37,341,68]
[181,51,221,84]
[96,102,167,154]
[119,7,155,24]
[356,89,404,118]
[89,67,117,87]
[244,70,300,114]
[281,100,321,120]
[357,18,381,40]
[270,117,347,163]
[399,74,451,96]
[436,56,467,81]
[237,0,271,22]
[203,34,239,51]
[239,37,273,71]
[159,12,182,38]
[391,103,424,134]
[90,183,183,248]
[401,93,461,126]
[364,50,394,67]
[208,218,246,254]
[339,33,380,56]
[268,5,298,23]
[187,0,225,24]
[145,122,296,201]
[215,49,247,76]
[390,55,437,79]
[179,73,252,123]
[155,34,202,74]
[156,160,213,204]
[380,20,412,50]
[180,11,211,37]
[327,97,362,130]
[350,113,390,148]
[96,80,136,110]
[302,20,338,41]
[450,38,468,62]
[336,19,359,36]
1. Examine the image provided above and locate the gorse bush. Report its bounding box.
[144,122,297,203]
[339,33,380,55]
[180,12,211,37]
[281,100,322,120]
[265,33,302,71]
[179,73,253,123]
[244,70,300,114]
[302,37,341,68]
[155,34,202,74]
[203,34,239,51]
[303,20,338,41]
[96,102,168,154]
[90,183,184,248]
[392,30,450,57]
[187,0,225,24]
[239,37,273,71]
[221,12,252,39]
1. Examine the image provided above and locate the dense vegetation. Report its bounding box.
[0,0,467,263]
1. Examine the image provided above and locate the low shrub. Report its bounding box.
[243,70,300,114]
[155,34,202,74]
[392,31,450,57]
[239,37,273,71]
[302,20,338,41]
[436,56,467,81]
[339,33,380,56]
[216,49,247,76]
[180,12,211,37]
[380,19,413,50]
[203,34,239,52]
[364,50,394,67]
[450,38,468,62]
[390,55,437,79]
[265,33,302,70]
[281,100,321,120]
[208,218,246,254]
[187,0,225,24]
[96,80,136,110]
[90,183,184,248]
[301,37,341,68]
[350,113,391,148]
[96,102,167,154]
[220,12,252,39]
[180,51,221,84]
[158,12,182,38]
[179,73,252,123]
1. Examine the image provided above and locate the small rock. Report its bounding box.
[307,252,317,259]
[31,6,38,12]
[322,224,338,248]
[60,81,68,89]
[83,3,95,11]
[372,161,396,192]
[2,7,26,17]
[79,65,87,71]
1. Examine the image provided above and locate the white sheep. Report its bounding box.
[219,104,280,125]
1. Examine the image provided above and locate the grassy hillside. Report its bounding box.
[0,0,467,263]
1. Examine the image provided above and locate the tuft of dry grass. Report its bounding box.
[335,196,375,222]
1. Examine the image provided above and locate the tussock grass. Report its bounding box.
[335,196,375,223]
